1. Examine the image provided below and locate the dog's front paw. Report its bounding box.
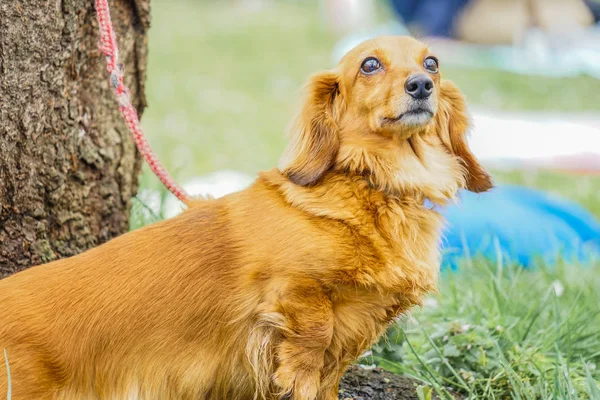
[274,365,320,400]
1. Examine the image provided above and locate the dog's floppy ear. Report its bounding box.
[279,71,342,186]
[435,80,493,193]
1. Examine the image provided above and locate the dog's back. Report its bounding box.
[0,195,260,399]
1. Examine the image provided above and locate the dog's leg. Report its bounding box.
[316,358,349,400]
[272,280,333,400]
[317,383,343,400]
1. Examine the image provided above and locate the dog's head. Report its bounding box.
[280,36,492,195]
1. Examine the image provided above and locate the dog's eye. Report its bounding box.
[360,57,382,75]
[424,57,439,74]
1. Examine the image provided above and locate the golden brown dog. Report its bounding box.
[0,36,492,399]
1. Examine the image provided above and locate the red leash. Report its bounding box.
[94,0,189,202]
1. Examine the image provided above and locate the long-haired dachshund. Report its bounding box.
[0,36,492,399]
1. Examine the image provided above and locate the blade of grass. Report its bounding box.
[555,343,576,400]
[132,195,161,222]
[403,333,456,400]
[4,349,11,400]
[494,341,535,400]
[420,327,473,394]
[521,287,553,343]
[583,358,600,400]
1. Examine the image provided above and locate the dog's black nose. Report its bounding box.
[404,74,434,100]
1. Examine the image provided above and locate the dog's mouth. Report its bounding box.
[383,106,434,126]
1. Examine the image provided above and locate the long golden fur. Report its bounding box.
[0,36,492,399]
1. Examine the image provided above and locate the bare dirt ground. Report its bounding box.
[338,366,464,400]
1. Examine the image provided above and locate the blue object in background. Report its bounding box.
[389,0,470,37]
[439,185,600,269]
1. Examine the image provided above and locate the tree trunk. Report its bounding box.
[0,0,150,276]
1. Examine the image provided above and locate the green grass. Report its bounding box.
[368,258,600,399]
[136,1,600,398]
[442,67,600,112]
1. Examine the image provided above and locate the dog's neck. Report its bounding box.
[263,124,464,233]
[261,169,441,295]
[262,163,442,231]
[334,125,465,205]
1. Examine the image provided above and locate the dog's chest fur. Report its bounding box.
[329,191,442,363]
[264,170,445,364]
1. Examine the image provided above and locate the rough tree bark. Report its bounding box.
[0,0,150,276]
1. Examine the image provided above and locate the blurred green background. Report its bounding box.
[140,1,600,214]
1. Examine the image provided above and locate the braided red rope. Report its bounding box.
[95,0,189,202]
